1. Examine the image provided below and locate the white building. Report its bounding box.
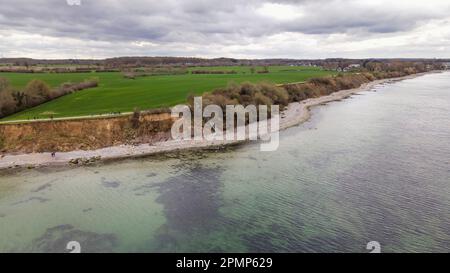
[343,64,361,71]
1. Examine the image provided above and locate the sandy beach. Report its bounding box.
[0,72,436,170]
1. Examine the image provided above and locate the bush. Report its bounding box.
[130,108,141,129]
[197,82,290,115]
[24,79,51,100]
[0,78,17,117]
[0,77,10,92]
[259,82,289,106]
[281,73,380,102]
[253,92,272,106]
[0,89,17,117]
[55,79,99,97]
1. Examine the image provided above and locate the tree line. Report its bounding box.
[0,78,99,118]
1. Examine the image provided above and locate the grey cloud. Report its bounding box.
[0,0,449,58]
[281,0,448,34]
[1,0,447,42]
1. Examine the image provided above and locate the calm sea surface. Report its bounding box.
[1,72,449,253]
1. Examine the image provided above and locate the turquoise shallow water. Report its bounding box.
[0,72,449,253]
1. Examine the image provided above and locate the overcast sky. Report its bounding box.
[0,0,449,59]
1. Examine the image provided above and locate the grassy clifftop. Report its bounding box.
[0,66,334,121]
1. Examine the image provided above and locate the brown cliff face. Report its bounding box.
[0,113,175,153]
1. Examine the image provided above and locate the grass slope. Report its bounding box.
[1,66,335,120]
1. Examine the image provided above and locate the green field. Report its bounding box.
[0,66,335,121]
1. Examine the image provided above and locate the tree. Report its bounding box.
[0,77,10,92]
[0,78,17,117]
[12,91,26,107]
[24,79,51,100]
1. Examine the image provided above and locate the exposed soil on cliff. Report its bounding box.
[0,112,174,153]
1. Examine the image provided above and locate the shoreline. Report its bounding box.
[0,71,439,170]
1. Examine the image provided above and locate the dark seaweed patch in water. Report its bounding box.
[11,197,50,206]
[31,182,52,193]
[166,150,231,174]
[153,164,225,233]
[101,180,121,188]
[152,225,179,250]
[133,180,160,196]
[133,185,154,196]
[31,224,117,253]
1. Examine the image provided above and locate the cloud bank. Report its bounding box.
[0,0,449,59]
